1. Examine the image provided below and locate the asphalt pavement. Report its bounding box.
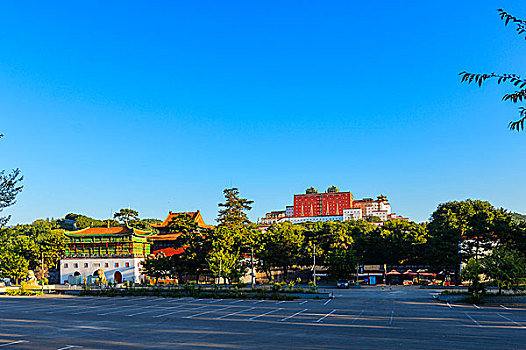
[0,287,524,349]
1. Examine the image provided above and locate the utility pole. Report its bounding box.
[219,257,222,285]
[41,252,45,293]
[251,246,255,288]
[313,243,316,287]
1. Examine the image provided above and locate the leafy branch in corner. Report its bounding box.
[459,9,526,131]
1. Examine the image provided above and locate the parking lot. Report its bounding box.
[0,287,525,349]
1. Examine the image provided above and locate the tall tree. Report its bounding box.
[217,188,254,228]
[459,9,526,131]
[0,134,23,228]
[113,208,139,225]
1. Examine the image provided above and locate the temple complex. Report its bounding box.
[150,210,214,256]
[60,226,152,284]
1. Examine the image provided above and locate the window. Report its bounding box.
[64,263,69,268]
[105,263,109,268]
[115,263,119,268]
[84,263,88,268]
[125,262,130,268]
[74,263,78,268]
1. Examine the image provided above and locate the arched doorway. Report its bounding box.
[114,271,122,283]
[73,271,81,276]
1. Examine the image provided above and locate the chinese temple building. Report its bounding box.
[150,211,214,256]
[60,226,152,284]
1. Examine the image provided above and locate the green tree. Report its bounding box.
[255,222,304,282]
[217,188,254,228]
[326,247,358,280]
[113,208,140,225]
[379,220,428,266]
[459,9,526,131]
[426,200,509,280]
[0,134,23,228]
[482,247,526,294]
[0,249,28,284]
[461,258,483,294]
[141,252,175,284]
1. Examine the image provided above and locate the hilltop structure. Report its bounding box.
[259,186,407,226]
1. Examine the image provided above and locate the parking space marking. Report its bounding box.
[230,300,245,304]
[253,300,265,304]
[249,308,282,320]
[127,305,169,317]
[184,306,234,319]
[167,298,184,303]
[473,304,481,309]
[154,305,207,318]
[280,309,308,322]
[315,309,336,323]
[0,340,29,347]
[500,305,509,310]
[97,304,161,316]
[276,301,286,305]
[389,310,394,325]
[323,299,333,306]
[464,312,482,327]
[188,299,203,303]
[217,307,256,319]
[498,313,526,329]
[299,300,308,305]
[447,302,452,309]
[56,346,83,350]
[208,299,223,304]
[351,310,364,324]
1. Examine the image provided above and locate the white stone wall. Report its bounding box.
[60,257,146,284]
[278,215,344,224]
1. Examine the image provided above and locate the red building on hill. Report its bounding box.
[293,186,353,217]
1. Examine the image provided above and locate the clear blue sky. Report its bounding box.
[1,1,525,225]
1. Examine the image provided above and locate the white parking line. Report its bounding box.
[276,301,286,305]
[299,300,308,305]
[0,340,29,347]
[56,345,83,350]
[167,298,184,303]
[351,310,364,324]
[184,306,233,319]
[280,309,308,322]
[323,299,333,306]
[249,308,282,320]
[500,305,509,310]
[98,304,160,316]
[473,304,481,309]
[188,299,203,303]
[230,299,244,304]
[217,307,256,319]
[498,313,526,329]
[127,305,167,317]
[464,312,482,327]
[253,300,265,304]
[389,310,394,325]
[208,299,223,304]
[447,302,452,309]
[154,305,207,318]
[315,309,336,323]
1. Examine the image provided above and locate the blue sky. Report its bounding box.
[1,1,526,225]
